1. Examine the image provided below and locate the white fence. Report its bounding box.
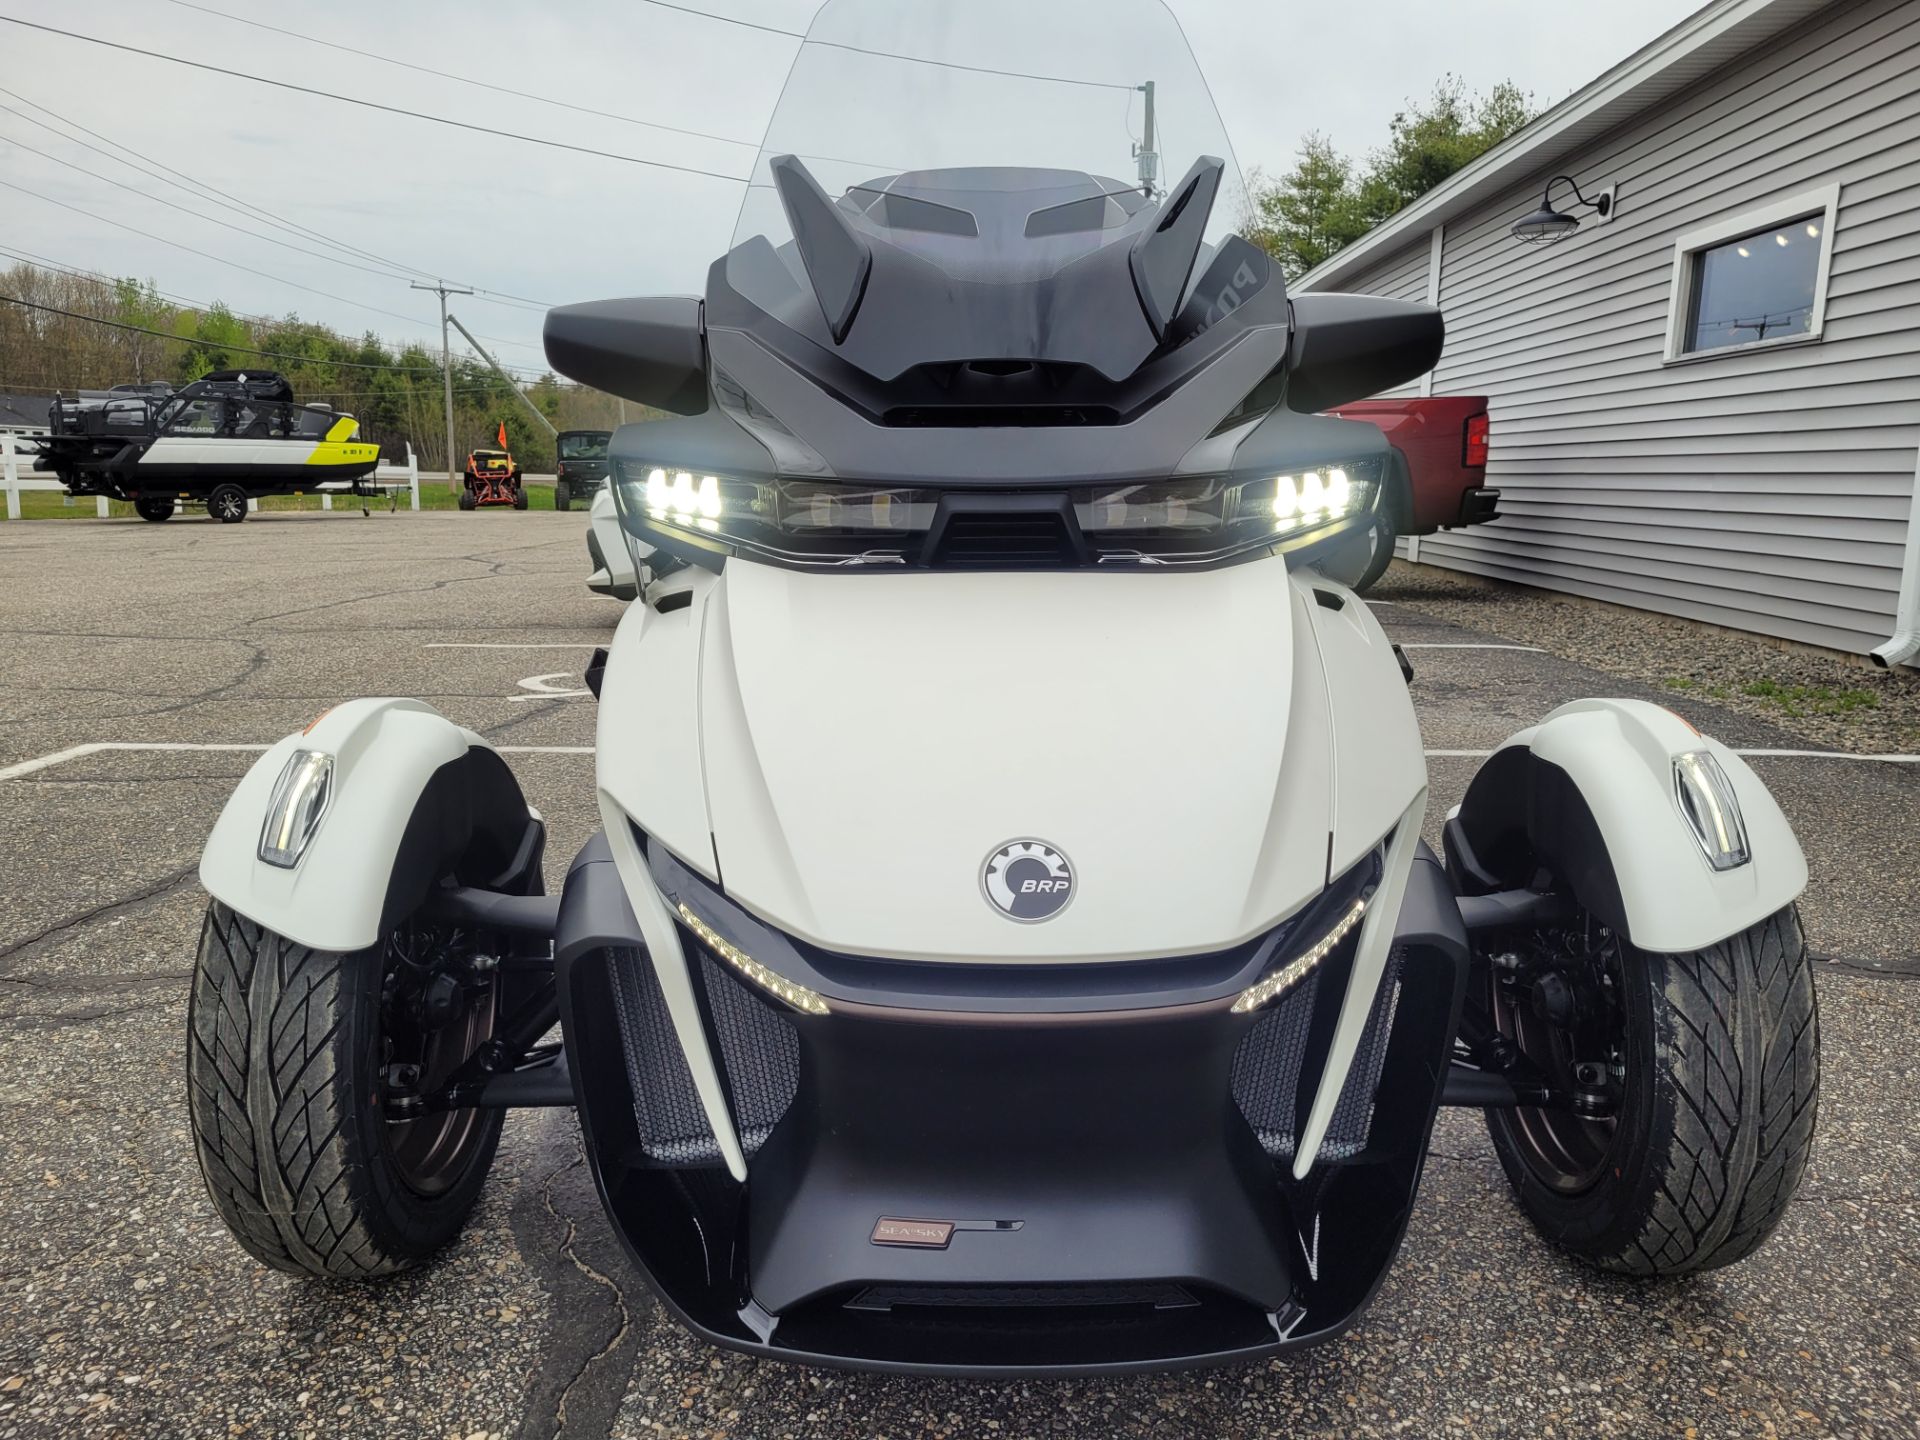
[2,431,107,519]
[1,432,419,518]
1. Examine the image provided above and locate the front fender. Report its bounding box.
[1453,699,1806,954]
[199,698,535,953]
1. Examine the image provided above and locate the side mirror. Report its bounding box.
[1285,294,1444,413]
[543,297,708,415]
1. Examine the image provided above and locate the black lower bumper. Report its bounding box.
[555,835,1468,1375]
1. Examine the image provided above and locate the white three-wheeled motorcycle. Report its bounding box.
[187,0,1816,1376]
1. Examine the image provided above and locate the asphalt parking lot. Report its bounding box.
[2,510,1917,1440]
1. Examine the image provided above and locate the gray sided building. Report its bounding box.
[1295,0,1920,666]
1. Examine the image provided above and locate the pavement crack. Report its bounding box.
[543,1152,632,1438]
[0,864,199,972]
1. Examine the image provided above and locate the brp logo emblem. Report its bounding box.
[982,840,1074,923]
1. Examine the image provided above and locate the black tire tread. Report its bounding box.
[186,901,493,1279]
[1583,907,1816,1277]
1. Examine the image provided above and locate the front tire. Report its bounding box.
[1486,905,1818,1275]
[186,901,503,1277]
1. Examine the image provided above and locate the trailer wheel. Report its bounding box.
[554,480,571,512]
[186,901,504,1278]
[208,484,249,523]
[1485,904,1817,1275]
[134,496,175,522]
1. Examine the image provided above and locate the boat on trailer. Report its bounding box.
[32,370,380,522]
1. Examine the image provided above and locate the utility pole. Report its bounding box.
[446,313,556,438]
[1133,80,1158,199]
[411,281,473,487]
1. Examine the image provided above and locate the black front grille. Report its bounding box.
[883,405,1118,427]
[1232,947,1406,1163]
[927,511,1080,568]
[604,944,798,1166]
[845,1282,1197,1313]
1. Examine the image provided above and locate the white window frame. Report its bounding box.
[1663,182,1841,364]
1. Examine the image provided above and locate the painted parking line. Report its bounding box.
[0,741,592,782]
[511,673,592,703]
[5,740,1916,783]
[1426,747,1920,763]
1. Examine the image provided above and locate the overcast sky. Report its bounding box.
[0,0,1698,378]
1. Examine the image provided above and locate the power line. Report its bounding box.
[0,186,550,371]
[0,83,491,299]
[0,16,746,183]
[2,119,565,349]
[804,41,1138,92]
[0,132,421,285]
[0,243,248,317]
[0,85,558,312]
[634,0,805,37]
[160,0,766,151]
[0,176,444,331]
[0,292,445,370]
[2,293,555,381]
[0,247,547,368]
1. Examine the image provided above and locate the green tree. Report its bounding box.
[1245,77,1538,274]
[1362,75,1535,220]
[1243,133,1372,278]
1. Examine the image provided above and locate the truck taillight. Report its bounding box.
[1463,413,1490,468]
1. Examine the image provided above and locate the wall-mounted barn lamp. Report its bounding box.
[1511,176,1617,246]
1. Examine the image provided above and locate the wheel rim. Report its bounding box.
[1489,925,1627,1195]
[379,924,497,1198]
[214,490,244,520]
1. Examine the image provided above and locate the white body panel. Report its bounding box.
[1302,574,1428,879]
[199,698,497,953]
[597,555,1424,962]
[587,489,640,599]
[138,436,327,468]
[1500,698,1807,954]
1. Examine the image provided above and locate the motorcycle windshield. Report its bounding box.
[725,0,1247,357]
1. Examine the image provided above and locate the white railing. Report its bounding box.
[1,433,419,518]
[2,431,109,519]
[316,443,421,512]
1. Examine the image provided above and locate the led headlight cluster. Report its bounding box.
[676,902,830,1015]
[1231,895,1368,1014]
[613,455,1383,569]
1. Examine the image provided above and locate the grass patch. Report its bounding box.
[1738,677,1879,717]
[4,478,568,520]
[1666,672,1878,719]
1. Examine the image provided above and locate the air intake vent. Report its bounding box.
[919,493,1090,570]
[883,405,1118,428]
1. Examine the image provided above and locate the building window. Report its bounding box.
[1664,184,1840,362]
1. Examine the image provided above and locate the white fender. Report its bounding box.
[1490,698,1806,954]
[199,698,525,953]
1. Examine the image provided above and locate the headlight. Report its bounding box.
[258,749,332,868]
[612,455,1383,569]
[1674,750,1750,871]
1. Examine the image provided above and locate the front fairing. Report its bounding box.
[596,554,1422,961]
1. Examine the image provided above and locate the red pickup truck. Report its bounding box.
[1326,396,1499,590]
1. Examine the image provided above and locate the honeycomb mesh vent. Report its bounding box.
[1230,947,1405,1163]
[696,951,799,1154]
[606,946,723,1165]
